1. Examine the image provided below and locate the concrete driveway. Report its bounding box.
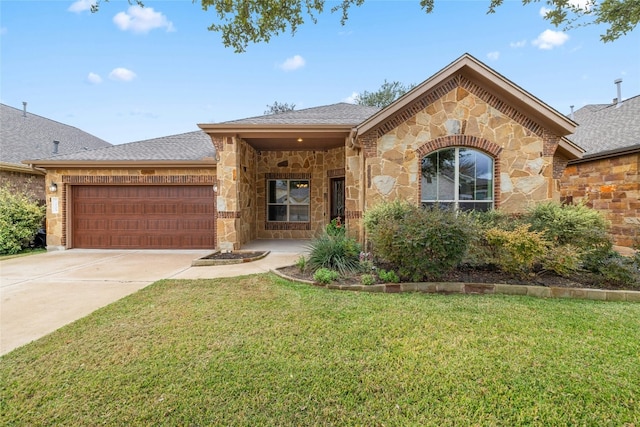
[1,243,306,356]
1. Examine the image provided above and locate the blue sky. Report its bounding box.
[1,0,638,145]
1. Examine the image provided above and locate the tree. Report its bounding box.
[355,80,416,108]
[264,102,295,115]
[92,0,638,52]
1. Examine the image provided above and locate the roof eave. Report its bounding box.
[356,53,577,137]
[1,161,46,175]
[22,159,217,169]
[568,144,640,164]
[557,137,585,160]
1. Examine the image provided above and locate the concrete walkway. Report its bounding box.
[1,241,308,355]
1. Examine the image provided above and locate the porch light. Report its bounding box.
[297,138,303,142]
[48,183,58,193]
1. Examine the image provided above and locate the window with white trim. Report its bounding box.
[267,179,310,222]
[421,147,494,211]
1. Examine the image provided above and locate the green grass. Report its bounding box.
[2,274,639,425]
[0,248,46,261]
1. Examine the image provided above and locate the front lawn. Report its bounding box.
[1,274,639,425]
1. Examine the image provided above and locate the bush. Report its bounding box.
[541,245,582,277]
[378,269,399,283]
[0,184,45,255]
[485,225,549,277]
[365,203,471,281]
[326,217,345,237]
[525,201,611,249]
[360,274,376,286]
[313,268,339,284]
[307,233,361,275]
[295,255,307,273]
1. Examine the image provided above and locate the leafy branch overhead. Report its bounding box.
[93,0,638,52]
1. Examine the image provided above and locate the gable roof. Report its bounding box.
[355,53,582,159]
[568,94,640,160]
[199,103,380,150]
[26,130,216,167]
[1,103,111,172]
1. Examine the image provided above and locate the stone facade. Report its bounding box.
[42,167,216,250]
[561,152,640,247]
[214,134,346,249]
[345,76,567,242]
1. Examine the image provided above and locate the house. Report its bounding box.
[27,53,585,251]
[561,92,640,247]
[0,103,111,202]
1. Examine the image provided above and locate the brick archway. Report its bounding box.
[416,135,502,209]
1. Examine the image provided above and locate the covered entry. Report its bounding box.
[71,185,215,249]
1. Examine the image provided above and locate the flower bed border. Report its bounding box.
[272,268,640,302]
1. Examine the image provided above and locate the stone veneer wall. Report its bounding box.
[254,147,345,240]
[43,167,216,249]
[346,76,565,244]
[0,170,45,202]
[237,139,257,246]
[561,152,640,247]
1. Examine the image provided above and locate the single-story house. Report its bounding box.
[561,93,640,247]
[1,103,111,202]
[27,53,587,251]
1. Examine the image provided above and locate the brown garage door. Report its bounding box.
[72,185,215,249]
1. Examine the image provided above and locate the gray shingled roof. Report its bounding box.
[220,103,381,126]
[1,103,111,165]
[37,130,215,161]
[568,95,640,156]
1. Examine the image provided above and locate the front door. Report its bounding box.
[329,177,345,221]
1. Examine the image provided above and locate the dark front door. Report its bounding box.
[329,177,345,221]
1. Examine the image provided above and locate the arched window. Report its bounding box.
[421,147,494,211]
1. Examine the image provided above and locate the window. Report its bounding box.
[267,179,310,222]
[421,147,494,211]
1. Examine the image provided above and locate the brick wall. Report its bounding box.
[0,170,45,202]
[561,152,640,247]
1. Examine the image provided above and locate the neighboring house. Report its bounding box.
[28,54,585,251]
[561,94,640,247]
[0,103,111,201]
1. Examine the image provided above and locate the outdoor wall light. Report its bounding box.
[48,183,58,193]
[212,184,218,193]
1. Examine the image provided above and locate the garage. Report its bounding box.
[72,185,215,249]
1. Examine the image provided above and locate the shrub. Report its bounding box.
[313,268,339,284]
[525,201,610,249]
[295,255,307,273]
[307,233,361,275]
[0,184,45,255]
[360,274,376,286]
[365,203,471,281]
[541,245,582,277]
[326,217,345,237]
[378,269,399,283]
[485,225,549,277]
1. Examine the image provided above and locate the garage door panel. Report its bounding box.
[72,185,215,249]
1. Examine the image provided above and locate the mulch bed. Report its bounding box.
[277,264,637,291]
[201,251,266,260]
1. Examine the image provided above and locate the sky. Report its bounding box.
[1,0,639,145]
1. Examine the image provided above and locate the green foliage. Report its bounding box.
[355,80,416,108]
[313,268,339,284]
[525,201,610,248]
[264,101,295,115]
[0,184,45,255]
[541,245,582,277]
[485,225,549,277]
[583,248,640,288]
[360,274,376,286]
[307,233,361,275]
[295,255,307,273]
[378,269,399,283]
[326,217,345,237]
[365,203,471,281]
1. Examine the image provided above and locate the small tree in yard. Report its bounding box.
[0,183,45,254]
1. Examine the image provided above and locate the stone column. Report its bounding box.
[215,137,240,251]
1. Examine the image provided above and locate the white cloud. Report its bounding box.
[568,0,593,11]
[539,6,551,17]
[343,92,359,104]
[510,40,527,48]
[279,55,306,71]
[113,6,175,34]
[109,67,137,82]
[68,0,95,13]
[87,72,102,84]
[532,29,569,50]
[487,51,500,61]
